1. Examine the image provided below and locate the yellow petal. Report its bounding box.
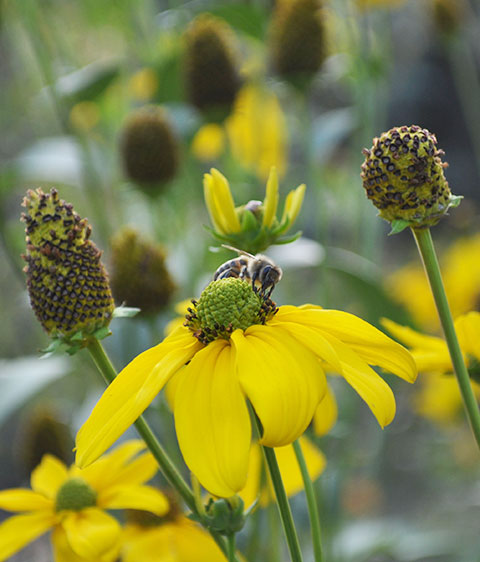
[0,511,55,561]
[76,330,202,467]
[107,451,158,488]
[52,525,120,562]
[168,518,229,561]
[61,508,120,559]
[210,168,241,233]
[313,384,338,436]
[237,444,263,509]
[262,167,279,228]
[203,173,226,234]
[98,485,169,515]
[31,454,68,499]
[121,525,175,562]
[174,340,251,497]
[0,489,52,512]
[414,373,462,425]
[232,325,326,447]
[192,123,225,161]
[277,306,417,382]
[281,184,306,227]
[327,334,397,427]
[455,312,480,361]
[382,318,452,373]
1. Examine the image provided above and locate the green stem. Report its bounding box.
[292,440,323,562]
[412,228,480,449]
[227,533,236,562]
[86,338,239,561]
[252,415,303,562]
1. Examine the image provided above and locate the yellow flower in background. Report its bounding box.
[239,436,326,508]
[383,314,480,425]
[313,385,338,437]
[76,275,415,498]
[121,516,228,562]
[386,234,480,332]
[356,0,406,10]
[128,68,159,101]
[203,167,305,254]
[192,123,226,161]
[226,84,287,180]
[0,441,168,562]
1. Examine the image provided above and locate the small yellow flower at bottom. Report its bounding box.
[76,278,416,499]
[383,313,480,425]
[0,441,168,562]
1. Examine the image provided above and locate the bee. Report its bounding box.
[213,245,282,298]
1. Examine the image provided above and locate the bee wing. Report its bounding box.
[221,244,255,259]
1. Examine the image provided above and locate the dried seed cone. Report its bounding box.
[184,15,240,119]
[270,0,326,80]
[110,228,176,315]
[120,107,179,188]
[21,188,114,338]
[361,125,451,227]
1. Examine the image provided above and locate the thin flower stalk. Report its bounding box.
[292,439,323,562]
[86,338,239,562]
[412,227,480,449]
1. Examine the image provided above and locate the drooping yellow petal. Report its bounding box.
[210,168,241,233]
[76,330,202,468]
[237,444,263,509]
[382,318,452,373]
[277,306,417,382]
[325,334,397,427]
[455,312,480,362]
[120,525,175,562]
[168,518,229,562]
[98,485,169,515]
[281,184,306,226]
[31,454,68,499]
[415,373,462,425]
[174,340,251,497]
[105,452,158,488]
[0,489,52,512]
[232,325,326,447]
[0,511,55,562]
[313,384,338,436]
[61,508,120,559]
[52,525,120,562]
[262,167,279,228]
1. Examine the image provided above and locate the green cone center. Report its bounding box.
[55,477,97,512]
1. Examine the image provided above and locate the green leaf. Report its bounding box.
[274,231,303,245]
[389,219,411,235]
[113,307,141,318]
[93,326,112,340]
[448,195,463,208]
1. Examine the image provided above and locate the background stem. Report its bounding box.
[412,227,480,449]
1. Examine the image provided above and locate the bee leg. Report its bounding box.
[250,270,259,293]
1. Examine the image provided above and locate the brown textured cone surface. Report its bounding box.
[121,107,179,187]
[184,15,240,116]
[110,228,176,315]
[360,125,451,226]
[270,0,326,79]
[21,188,115,337]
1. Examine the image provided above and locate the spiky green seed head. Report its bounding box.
[270,0,326,83]
[55,477,97,512]
[361,125,453,227]
[110,228,176,316]
[184,278,277,344]
[120,107,179,189]
[21,189,114,339]
[184,15,240,121]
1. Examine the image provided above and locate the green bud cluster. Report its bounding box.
[110,228,176,316]
[55,477,97,512]
[21,189,114,340]
[120,107,179,189]
[361,125,458,229]
[203,496,245,535]
[184,278,278,344]
[183,15,240,121]
[270,0,326,84]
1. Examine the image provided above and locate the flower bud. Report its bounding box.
[21,188,115,342]
[361,125,460,230]
[269,0,326,85]
[183,15,240,121]
[110,228,176,316]
[202,496,246,535]
[120,106,179,190]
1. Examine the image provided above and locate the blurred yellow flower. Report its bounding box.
[226,84,287,180]
[383,313,480,425]
[192,123,225,161]
[203,167,305,253]
[69,101,100,132]
[356,0,406,10]
[128,68,159,101]
[239,436,326,508]
[0,441,168,562]
[386,234,480,332]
